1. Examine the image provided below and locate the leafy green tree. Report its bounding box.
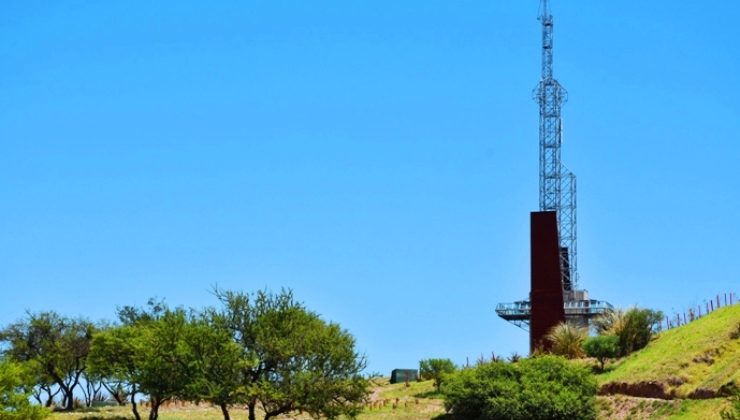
[442,356,597,420]
[419,358,456,392]
[88,323,146,420]
[582,335,619,371]
[216,288,369,420]
[0,311,94,411]
[89,302,195,420]
[180,313,245,420]
[0,359,49,420]
[618,308,663,355]
[546,322,588,359]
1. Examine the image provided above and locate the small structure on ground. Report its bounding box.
[390,369,418,384]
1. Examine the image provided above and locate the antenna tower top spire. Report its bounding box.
[533,0,578,291]
[539,0,551,20]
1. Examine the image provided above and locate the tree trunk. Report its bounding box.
[220,403,231,420]
[63,387,75,411]
[131,391,141,420]
[50,375,73,411]
[149,398,160,420]
[248,401,257,420]
[102,382,127,405]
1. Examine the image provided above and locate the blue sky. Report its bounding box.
[1,1,738,374]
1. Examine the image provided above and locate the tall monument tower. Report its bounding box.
[496,0,612,352]
[534,0,578,292]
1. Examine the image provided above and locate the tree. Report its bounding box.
[216,288,369,420]
[582,335,619,371]
[618,308,663,355]
[89,303,196,420]
[0,359,49,420]
[0,311,94,411]
[546,322,588,359]
[179,312,245,420]
[88,324,145,420]
[442,356,597,420]
[419,358,456,392]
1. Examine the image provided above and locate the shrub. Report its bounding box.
[592,309,626,336]
[618,308,663,355]
[443,355,597,420]
[582,335,619,371]
[419,358,456,392]
[0,359,49,420]
[546,322,588,359]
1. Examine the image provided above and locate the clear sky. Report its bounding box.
[1,1,738,374]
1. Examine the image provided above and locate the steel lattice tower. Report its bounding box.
[495,0,613,337]
[533,0,578,291]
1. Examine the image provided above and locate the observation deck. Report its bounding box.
[496,291,613,330]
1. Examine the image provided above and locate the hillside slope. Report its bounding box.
[598,303,740,397]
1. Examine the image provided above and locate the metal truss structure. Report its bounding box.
[533,0,578,291]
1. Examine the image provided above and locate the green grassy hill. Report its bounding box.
[598,303,740,398]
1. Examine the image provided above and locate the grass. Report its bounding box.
[596,395,731,419]
[48,378,735,420]
[598,304,740,397]
[48,380,446,420]
[49,382,733,420]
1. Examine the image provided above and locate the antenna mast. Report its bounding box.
[534,0,578,291]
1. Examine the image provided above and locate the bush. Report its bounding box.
[618,308,663,355]
[0,360,49,420]
[442,355,597,420]
[582,335,619,371]
[419,358,456,392]
[546,322,588,359]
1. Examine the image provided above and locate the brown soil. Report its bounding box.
[599,381,675,400]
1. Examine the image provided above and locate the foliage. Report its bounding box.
[583,335,619,371]
[216,288,369,420]
[546,322,588,359]
[0,359,49,420]
[442,355,597,420]
[419,359,456,392]
[87,324,141,417]
[592,309,626,336]
[508,352,523,363]
[617,308,663,356]
[2,290,368,420]
[593,307,663,356]
[0,311,95,411]
[597,304,740,398]
[179,312,245,420]
[88,303,196,420]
